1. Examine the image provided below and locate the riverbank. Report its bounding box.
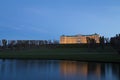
[0,46,119,63]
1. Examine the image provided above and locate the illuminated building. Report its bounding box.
[60,33,100,44]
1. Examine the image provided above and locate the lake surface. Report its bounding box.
[0,60,119,80]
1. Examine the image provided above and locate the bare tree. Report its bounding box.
[2,39,7,49]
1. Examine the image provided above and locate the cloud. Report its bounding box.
[0,24,49,34]
[27,26,49,34]
[24,7,55,17]
[15,25,49,34]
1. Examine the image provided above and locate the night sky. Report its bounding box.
[0,0,120,40]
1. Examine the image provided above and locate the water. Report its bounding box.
[0,60,119,80]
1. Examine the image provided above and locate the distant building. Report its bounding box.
[60,33,100,44]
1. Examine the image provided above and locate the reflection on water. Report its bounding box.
[60,61,88,76]
[0,60,119,80]
[60,61,102,80]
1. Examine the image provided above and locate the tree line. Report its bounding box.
[0,40,59,50]
[98,34,120,54]
[0,34,120,53]
[110,34,120,53]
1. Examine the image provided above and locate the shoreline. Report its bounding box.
[0,46,119,63]
[0,53,119,63]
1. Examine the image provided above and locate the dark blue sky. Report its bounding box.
[0,0,120,40]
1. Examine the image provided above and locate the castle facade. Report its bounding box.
[60,34,100,44]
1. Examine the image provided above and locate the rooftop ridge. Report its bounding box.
[61,33,99,37]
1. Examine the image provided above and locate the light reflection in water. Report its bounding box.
[0,60,119,80]
[60,61,102,80]
[60,61,88,76]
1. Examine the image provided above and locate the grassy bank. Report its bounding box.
[0,45,119,63]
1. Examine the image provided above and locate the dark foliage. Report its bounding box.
[110,34,120,54]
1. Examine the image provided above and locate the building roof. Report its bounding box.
[61,33,99,37]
